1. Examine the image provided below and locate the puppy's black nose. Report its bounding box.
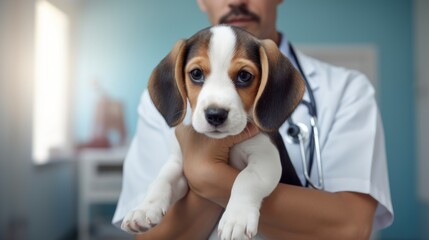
[205,108,228,127]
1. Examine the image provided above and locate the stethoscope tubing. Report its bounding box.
[289,44,324,190]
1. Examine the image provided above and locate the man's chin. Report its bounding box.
[222,23,259,36]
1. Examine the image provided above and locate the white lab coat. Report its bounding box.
[112,37,394,238]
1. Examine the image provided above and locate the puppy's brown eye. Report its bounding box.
[189,68,205,84]
[236,70,254,87]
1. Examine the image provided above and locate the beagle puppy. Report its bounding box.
[122,25,305,239]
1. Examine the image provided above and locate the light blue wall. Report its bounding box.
[74,0,419,239]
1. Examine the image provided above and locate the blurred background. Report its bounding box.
[0,0,428,239]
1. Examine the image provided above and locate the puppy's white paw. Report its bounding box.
[218,205,260,240]
[121,197,170,234]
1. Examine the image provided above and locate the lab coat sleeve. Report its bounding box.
[318,70,393,230]
[112,89,174,228]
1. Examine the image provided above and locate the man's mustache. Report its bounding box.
[219,4,260,24]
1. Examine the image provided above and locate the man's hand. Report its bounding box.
[134,125,259,240]
[175,123,259,205]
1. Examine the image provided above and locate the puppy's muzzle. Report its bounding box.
[205,107,229,127]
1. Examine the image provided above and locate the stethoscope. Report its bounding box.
[286,44,324,190]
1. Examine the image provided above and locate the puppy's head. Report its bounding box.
[148,26,304,138]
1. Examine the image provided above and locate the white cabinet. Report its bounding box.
[78,148,128,240]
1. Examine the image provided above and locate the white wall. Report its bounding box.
[0,0,79,239]
[415,0,429,203]
[0,0,34,238]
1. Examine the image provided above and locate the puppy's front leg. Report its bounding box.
[218,133,282,240]
[121,136,188,234]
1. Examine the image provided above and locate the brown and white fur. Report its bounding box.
[121,25,304,240]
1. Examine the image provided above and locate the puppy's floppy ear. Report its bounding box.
[148,40,187,127]
[253,39,305,132]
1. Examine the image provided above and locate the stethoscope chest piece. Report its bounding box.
[285,122,309,145]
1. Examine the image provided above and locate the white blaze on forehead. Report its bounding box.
[200,26,238,109]
[209,26,236,73]
[196,26,239,111]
